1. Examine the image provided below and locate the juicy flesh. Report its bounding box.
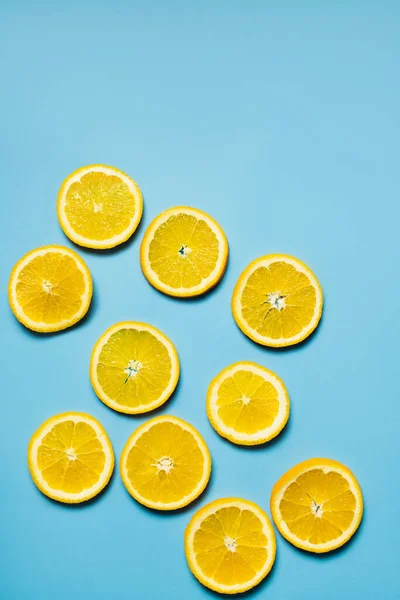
[96,329,173,408]
[148,213,219,288]
[37,420,106,493]
[125,421,205,504]
[216,370,279,434]
[193,506,269,586]
[16,253,86,324]
[241,262,317,339]
[279,468,357,544]
[65,171,137,241]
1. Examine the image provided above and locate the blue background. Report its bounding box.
[1,1,399,598]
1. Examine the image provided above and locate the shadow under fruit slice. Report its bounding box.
[270,458,363,553]
[185,497,276,594]
[57,164,143,249]
[8,245,92,333]
[140,206,228,297]
[28,412,114,503]
[120,415,211,510]
[90,322,180,414]
[207,361,290,445]
[232,254,323,347]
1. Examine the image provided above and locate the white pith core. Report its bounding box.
[178,244,192,257]
[241,396,251,405]
[154,456,174,474]
[66,448,77,461]
[124,359,142,380]
[42,281,53,293]
[267,291,286,311]
[311,499,323,518]
[224,536,237,552]
[93,202,103,213]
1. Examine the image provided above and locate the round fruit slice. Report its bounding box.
[207,361,290,445]
[232,254,323,347]
[140,206,229,297]
[270,458,363,553]
[185,498,276,594]
[57,164,143,249]
[8,245,92,333]
[90,322,180,414]
[120,415,211,510]
[28,412,114,503]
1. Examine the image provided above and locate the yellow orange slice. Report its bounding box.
[207,361,290,445]
[8,245,92,332]
[57,164,143,249]
[120,416,211,510]
[28,412,114,503]
[232,254,323,347]
[140,206,228,297]
[90,322,179,414]
[185,498,276,594]
[270,458,363,553]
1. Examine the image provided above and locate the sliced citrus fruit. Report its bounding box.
[28,412,114,503]
[232,254,323,347]
[185,498,276,594]
[140,206,228,297]
[207,361,289,445]
[90,322,180,414]
[57,164,143,249]
[120,415,211,510]
[8,245,92,333]
[270,458,363,553]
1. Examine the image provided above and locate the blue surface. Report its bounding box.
[1,2,399,599]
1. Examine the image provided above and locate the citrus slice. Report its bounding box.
[140,206,228,297]
[90,322,180,414]
[8,245,92,332]
[207,361,290,445]
[270,458,363,553]
[185,498,276,594]
[57,164,143,249]
[120,415,211,510]
[232,254,323,347]
[28,412,114,504]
